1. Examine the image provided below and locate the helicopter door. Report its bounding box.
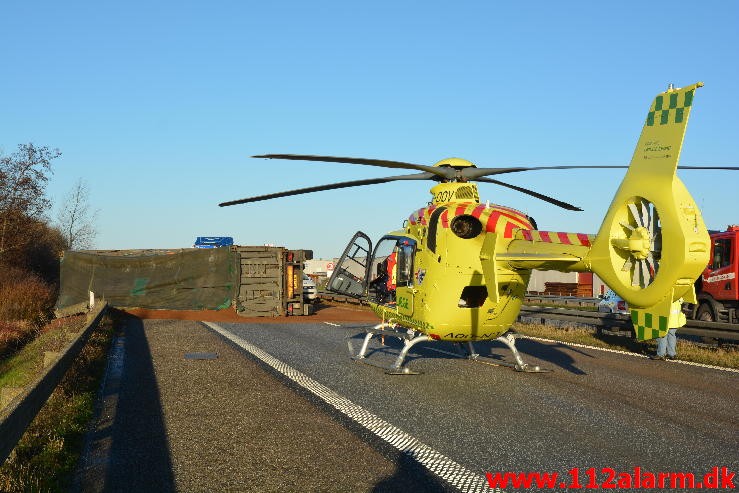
[394,239,416,316]
[326,231,372,298]
[368,236,416,314]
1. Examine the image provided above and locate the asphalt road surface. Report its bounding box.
[76,316,738,492]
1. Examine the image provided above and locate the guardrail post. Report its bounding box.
[0,389,22,409]
[43,352,60,368]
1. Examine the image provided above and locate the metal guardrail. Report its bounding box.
[0,302,108,463]
[521,294,601,308]
[518,306,632,332]
[322,293,739,342]
[321,292,368,305]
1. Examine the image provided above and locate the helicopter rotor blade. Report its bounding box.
[252,154,455,179]
[627,202,646,229]
[242,155,738,211]
[462,165,739,180]
[462,165,629,180]
[475,177,583,211]
[640,199,650,230]
[677,166,739,170]
[219,172,435,207]
[252,155,738,183]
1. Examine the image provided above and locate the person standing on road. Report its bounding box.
[651,328,677,360]
[650,299,684,361]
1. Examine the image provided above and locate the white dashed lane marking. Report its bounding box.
[204,322,495,493]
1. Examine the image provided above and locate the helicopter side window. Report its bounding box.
[395,241,415,287]
[712,239,732,270]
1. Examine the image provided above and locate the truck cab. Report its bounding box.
[689,226,739,323]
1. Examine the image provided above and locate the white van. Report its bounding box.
[302,273,318,302]
[598,289,628,315]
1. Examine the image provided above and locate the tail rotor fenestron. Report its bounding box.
[612,197,662,289]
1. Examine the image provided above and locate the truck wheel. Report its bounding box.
[696,303,715,322]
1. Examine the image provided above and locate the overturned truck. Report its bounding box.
[55,245,313,317]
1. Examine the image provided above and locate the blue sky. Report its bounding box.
[2,1,737,259]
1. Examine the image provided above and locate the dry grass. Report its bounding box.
[0,321,36,360]
[0,315,85,390]
[674,341,739,368]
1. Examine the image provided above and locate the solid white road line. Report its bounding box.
[204,322,496,493]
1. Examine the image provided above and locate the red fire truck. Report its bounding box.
[685,226,739,323]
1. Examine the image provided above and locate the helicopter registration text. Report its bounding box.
[397,296,410,310]
[443,332,502,340]
[433,190,455,203]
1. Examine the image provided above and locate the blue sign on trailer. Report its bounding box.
[193,237,234,248]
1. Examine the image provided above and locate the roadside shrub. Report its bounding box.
[0,267,55,324]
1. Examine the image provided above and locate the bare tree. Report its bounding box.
[56,178,98,250]
[0,144,61,262]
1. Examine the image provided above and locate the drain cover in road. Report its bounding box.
[184,352,219,360]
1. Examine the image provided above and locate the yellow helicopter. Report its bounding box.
[221,82,737,374]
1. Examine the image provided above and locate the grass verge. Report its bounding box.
[0,312,116,492]
[513,322,739,369]
[0,316,85,389]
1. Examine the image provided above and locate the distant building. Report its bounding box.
[527,270,608,297]
[305,259,339,277]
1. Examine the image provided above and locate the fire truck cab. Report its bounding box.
[687,225,739,324]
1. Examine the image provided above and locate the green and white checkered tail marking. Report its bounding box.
[631,309,669,340]
[630,297,686,341]
[646,88,695,127]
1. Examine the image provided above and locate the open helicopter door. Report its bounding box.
[326,231,372,298]
[369,236,417,312]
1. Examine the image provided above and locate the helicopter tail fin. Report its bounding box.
[629,292,687,340]
[587,82,710,339]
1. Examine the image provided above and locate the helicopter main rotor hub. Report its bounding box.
[433,157,477,182]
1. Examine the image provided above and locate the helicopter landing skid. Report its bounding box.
[346,323,427,375]
[465,333,551,373]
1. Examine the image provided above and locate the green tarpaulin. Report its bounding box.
[56,248,238,312]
